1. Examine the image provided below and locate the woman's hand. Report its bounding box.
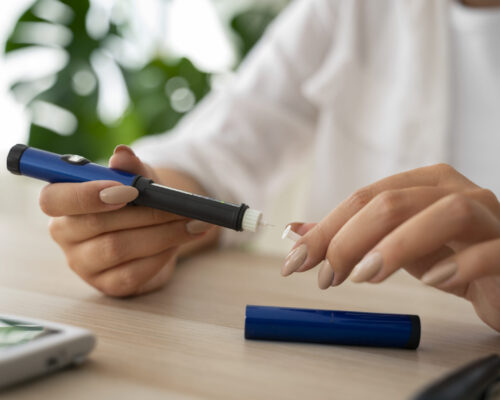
[283,164,500,332]
[40,145,214,297]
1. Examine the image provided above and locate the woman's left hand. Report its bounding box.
[283,164,500,332]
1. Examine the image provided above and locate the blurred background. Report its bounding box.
[0,0,300,255]
[0,0,288,162]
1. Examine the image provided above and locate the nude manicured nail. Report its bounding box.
[99,186,138,204]
[282,244,307,277]
[421,262,458,286]
[350,252,383,283]
[318,260,334,290]
[114,144,136,156]
[186,220,212,234]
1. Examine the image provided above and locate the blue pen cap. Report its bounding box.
[245,305,420,349]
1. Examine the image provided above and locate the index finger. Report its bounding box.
[39,181,138,216]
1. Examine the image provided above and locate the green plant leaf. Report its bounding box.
[5,0,284,161]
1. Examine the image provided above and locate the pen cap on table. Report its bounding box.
[245,305,420,349]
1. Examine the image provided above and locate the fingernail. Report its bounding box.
[186,220,212,234]
[318,260,334,290]
[350,252,383,283]
[114,144,135,156]
[421,262,458,286]
[99,185,138,204]
[281,244,307,277]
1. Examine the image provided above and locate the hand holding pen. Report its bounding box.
[7,143,263,297]
[36,145,217,297]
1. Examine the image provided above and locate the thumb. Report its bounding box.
[109,145,156,179]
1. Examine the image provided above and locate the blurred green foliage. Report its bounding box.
[4,0,286,160]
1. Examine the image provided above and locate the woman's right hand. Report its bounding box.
[39,145,213,297]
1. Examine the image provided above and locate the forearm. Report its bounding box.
[154,167,221,259]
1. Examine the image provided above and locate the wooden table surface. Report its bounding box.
[1,208,499,399]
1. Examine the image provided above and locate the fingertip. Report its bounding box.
[317,260,335,289]
[39,183,56,216]
[99,185,139,205]
[288,223,327,276]
[114,144,136,156]
[109,151,136,168]
[350,252,383,283]
[109,146,152,178]
[421,262,458,286]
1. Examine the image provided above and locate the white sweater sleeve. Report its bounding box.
[132,0,335,246]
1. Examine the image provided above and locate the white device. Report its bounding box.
[0,314,96,389]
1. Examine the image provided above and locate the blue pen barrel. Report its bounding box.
[245,305,420,349]
[7,144,137,186]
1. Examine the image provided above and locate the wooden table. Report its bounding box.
[1,209,499,399]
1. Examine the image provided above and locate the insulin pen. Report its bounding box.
[7,144,263,232]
